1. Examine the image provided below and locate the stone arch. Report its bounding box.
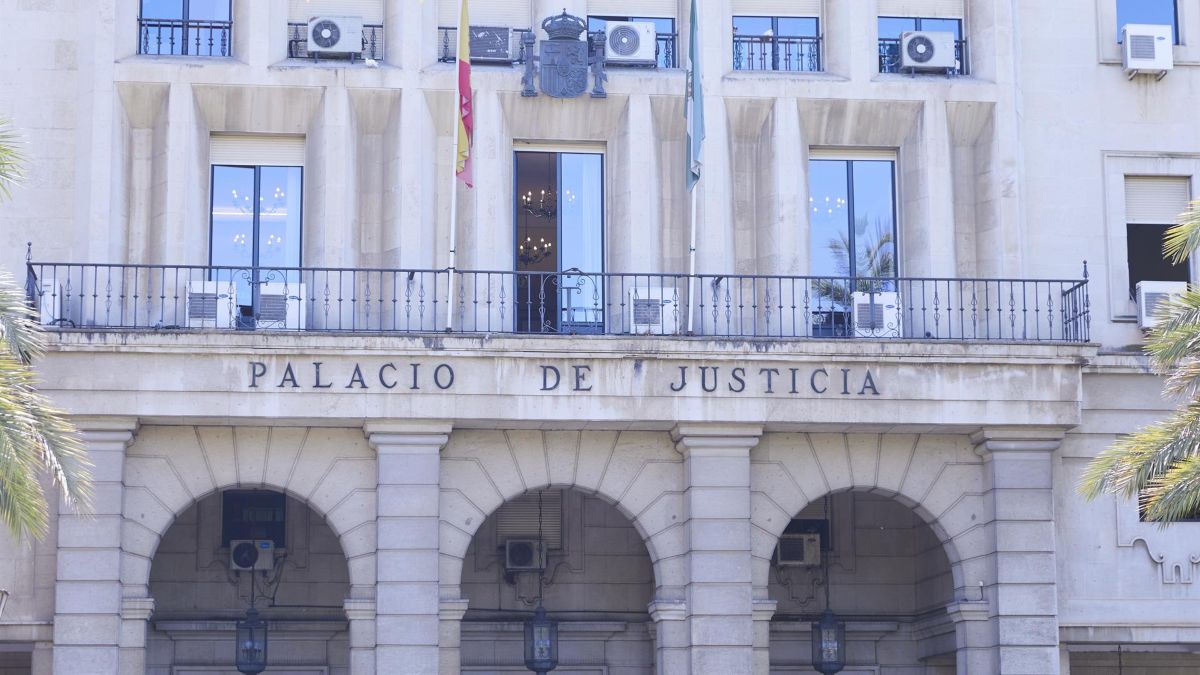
[750,432,986,595]
[438,429,686,597]
[120,425,378,596]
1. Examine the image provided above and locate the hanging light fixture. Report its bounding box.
[810,495,845,675]
[523,490,558,674]
[234,561,268,675]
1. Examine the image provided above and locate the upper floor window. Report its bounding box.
[1125,176,1191,299]
[1117,0,1178,44]
[287,0,385,62]
[138,0,231,57]
[588,16,677,68]
[438,0,533,64]
[733,16,821,72]
[877,16,967,75]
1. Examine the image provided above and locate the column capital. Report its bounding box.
[121,596,155,622]
[439,598,469,621]
[970,426,1066,455]
[344,597,377,622]
[73,416,139,445]
[671,423,763,456]
[752,599,778,622]
[364,420,452,452]
[647,599,687,622]
[945,600,990,624]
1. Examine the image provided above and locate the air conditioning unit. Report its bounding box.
[851,291,901,338]
[504,539,547,571]
[776,533,821,567]
[605,21,657,66]
[469,26,519,62]
[36,276,62,326]
[230,539,275,572]
[1136,280,1187,329]
[307,16,364,55]
[257,282,305,330]
[628,286,680,335]
[899,31,957,72]
[187,281,236,329]
[1122,24,1173,79]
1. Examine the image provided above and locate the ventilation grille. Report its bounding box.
[855,300,886,329]
[259,292,290,322]
[609,25,641,56]
[1129,34,1157,60]
[189,292,218,320]
[1143,291,1170,316]
[632,298,663,326]
[495,489,563,549]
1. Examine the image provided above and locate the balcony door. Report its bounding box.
[513,151,604,333]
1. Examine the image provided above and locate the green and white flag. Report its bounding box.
[685,0,704,192]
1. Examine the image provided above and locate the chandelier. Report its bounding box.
[518,235,553,265]
[519,188,556,265]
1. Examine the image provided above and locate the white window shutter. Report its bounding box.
[494,489,563,549]
[289,0,384,24]
[588,0,679,17]
[1125,176,1191,225]
[210,135,306,167]
[439,0,532,28]
[877,0,964,18]
[731,0,821,16]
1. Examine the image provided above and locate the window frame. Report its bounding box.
[806,155,901,281]
[208,163,305,272]
[221,489,287,549]
[1116,0,1180,45]
[731,15,822,72]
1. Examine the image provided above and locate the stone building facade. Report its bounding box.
[0,0,1198,673]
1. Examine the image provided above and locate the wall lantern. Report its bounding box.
[235,608,268,675]
[523,604,559,674]
[810,607,846,674]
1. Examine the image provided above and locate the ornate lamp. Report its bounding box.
[235,608,268,675]
[810,495,845,675]
[523,604,559,674]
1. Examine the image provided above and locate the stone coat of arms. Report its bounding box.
[522,11,608,99]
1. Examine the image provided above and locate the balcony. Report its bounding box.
[25,261,1090,343]
[438,27,533,65]
[138,18,231,57]
[288,23,384,61]
[878,37,968,75]
[733,35,822,72]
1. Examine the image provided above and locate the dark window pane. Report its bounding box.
[222,490,287,548]
[877,17,917,40]
[1127,223,1190,298]
[1117,0,1178,43]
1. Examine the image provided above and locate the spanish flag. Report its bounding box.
[455,0,473,187]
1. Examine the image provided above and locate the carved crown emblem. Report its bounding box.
[542,10,587,41]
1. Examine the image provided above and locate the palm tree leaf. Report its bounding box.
[1163,201,1200,265]
[1142,453,1200,524]
[1077,401,1200,500]
[0,118,24,202]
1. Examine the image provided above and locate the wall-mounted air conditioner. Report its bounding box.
[504,539,547,571]
[776,533,821,567]
[307,16,364,56]
[230,539,276,572]
[257,282,305,330]
[36,276,62,326]
[851,291,900,338]
[187,281,236,329]
[899,31,957,72]
[628,286,680,335]
[1122,24,1173,79]
[1136,280,1187,329]
[469,26,519,62]
[605,21,657,66]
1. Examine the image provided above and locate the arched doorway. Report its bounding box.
[459,487,656,674]
[768,491,957,674]
[146,489,351,674]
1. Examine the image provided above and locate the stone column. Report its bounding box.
[118,596,154,673]
[438,597,469,675]
[367,421,451,675]
[344,596,377,674]
[752,599,777,675]
[971,428,1065,675]
[672,423,762,673]
[30,641,54,675]
[52,418,137,674]
[649,599,688,675]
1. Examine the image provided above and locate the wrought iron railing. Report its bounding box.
[733,34,822,72]
[24,261,1090,343]
[437,27,534,64]
[587,31,678,68]
[878,37,968,75]
[288,22,384,61]
[138,18,231,57]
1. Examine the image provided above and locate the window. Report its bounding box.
[1117,0,1178,44]
[808,158,898,336]
[514,151,605,334]
[222,490,287,548]
[138,0,232,56]
[877,16,966,74]
[209,137,304,328]
[287,0,386,61]
[1125,176,1191,298]
[587,16,677,68]
[732,16,821,72]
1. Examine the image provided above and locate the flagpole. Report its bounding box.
[686,183,697,334]
[445,8,465,332]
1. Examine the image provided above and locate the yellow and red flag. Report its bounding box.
[455,0,473,187]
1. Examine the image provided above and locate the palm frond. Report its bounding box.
[0,119,25,202]
[1163,201,1200,265]
[1142,453,1200,524]
[1077,401,1200,500]
[0,269,42,365]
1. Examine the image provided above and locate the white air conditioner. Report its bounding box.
[230,539,275,572]
[605,21,657,66]
[851,291,901,338]
[776,533,821,567]
[307,16,364,55]
[469,26,519,62]
[628,286,680,335]
[36,276,62,326]
[257,282,305,330]
[1122,24,1173,79]
[1136,280,1187,329]
[187,281,236,329]
[504,539,547,571]
[899,31,957,72]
